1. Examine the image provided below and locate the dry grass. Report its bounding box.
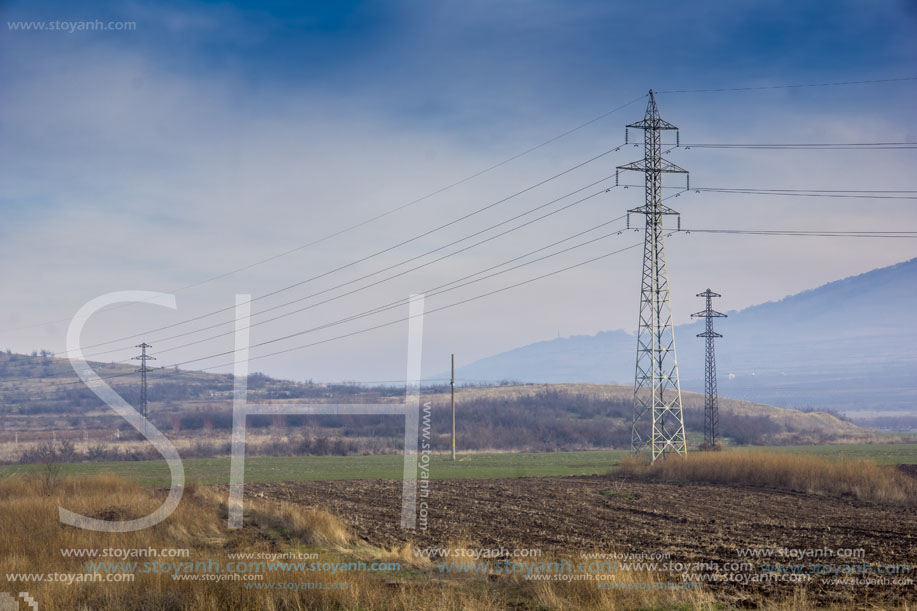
[0,431,304,463]
[193,486,353,548]
[362,541,432,569]
[248,499,352,548]
[2,472,910,610]
[0,474,447,610]
[0,473,721,610]
[525,555,717,611]
[618,450,917,505]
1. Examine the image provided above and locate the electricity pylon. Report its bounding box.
[133,342,155,426]
[691,289,726,447]
[617,90,689,461]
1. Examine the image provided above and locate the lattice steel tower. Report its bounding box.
[691,290,726,447]
[617,90,689,461]
[133,342,155,423]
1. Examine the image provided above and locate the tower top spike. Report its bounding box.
[646,91,659,121]
[624,90,679,132]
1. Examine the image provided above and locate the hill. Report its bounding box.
[416,383,876,447]
[453,258,917,427]
[0,352,882,460]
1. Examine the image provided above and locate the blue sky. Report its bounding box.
[1,0,915,381]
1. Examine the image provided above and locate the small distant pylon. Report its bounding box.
[132,342,155,430]
[691,290,726,448]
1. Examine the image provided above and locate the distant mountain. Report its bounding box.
[454,258,917,419]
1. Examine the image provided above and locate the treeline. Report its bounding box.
[0,351,57,379]
[16,435,366,465]
[148,389,794,453]
[14,388,840,464]
[0,351,417,415]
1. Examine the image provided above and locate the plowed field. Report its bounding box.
[242,475,917,607]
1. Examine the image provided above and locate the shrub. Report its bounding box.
[617,450,917,505]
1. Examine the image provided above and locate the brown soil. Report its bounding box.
[241,475,917,607]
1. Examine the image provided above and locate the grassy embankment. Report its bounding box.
[617,449,917,505]
[0,474,716,610]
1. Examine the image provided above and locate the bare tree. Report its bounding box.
[35,439,74,493]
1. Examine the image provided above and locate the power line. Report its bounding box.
[681,142,917,150]
[6,222,915,397]
[15,202,917,393]
[7,184,672,387]
[656,75,917,94]
[2,211,634,391]
[4,176,912,391]
[618,185,917,200]
[75,180,619,361]
[2,95,646,335]
[8,217,914,386]
[86,192,625,361]
[107,213,634,370]
[693,189,917,200]
[166,240,652,374]
[163,217,633,366]
[1,233,648,395]
[679,228,917,238]
[53,147,624,358]
[7,80,917,398]
[695,187,917,193]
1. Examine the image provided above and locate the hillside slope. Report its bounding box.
[417,383,874,445]
[0,353,878,450]
[454,258,917,418]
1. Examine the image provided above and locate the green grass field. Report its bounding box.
[2,444,916,486]
[0,450,627,485]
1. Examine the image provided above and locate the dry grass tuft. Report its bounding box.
[618,450,917,505]
[522,552,716,611]
[364,541,432,569]
[247,499,352,547]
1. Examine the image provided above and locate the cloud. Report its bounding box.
[0,0,915,381]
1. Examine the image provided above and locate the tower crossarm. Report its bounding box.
[629,203,681,216]
[625,90,679,132]
[616,158,688,175]
[626,117,678,131]
[691,309,727,318]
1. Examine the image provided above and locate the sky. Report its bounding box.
[1,0,916,383]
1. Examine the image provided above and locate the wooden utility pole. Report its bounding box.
[451,354,456,461]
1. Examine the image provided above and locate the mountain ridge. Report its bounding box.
[453,258,917,418]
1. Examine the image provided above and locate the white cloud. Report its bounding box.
[1,3,915,382]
